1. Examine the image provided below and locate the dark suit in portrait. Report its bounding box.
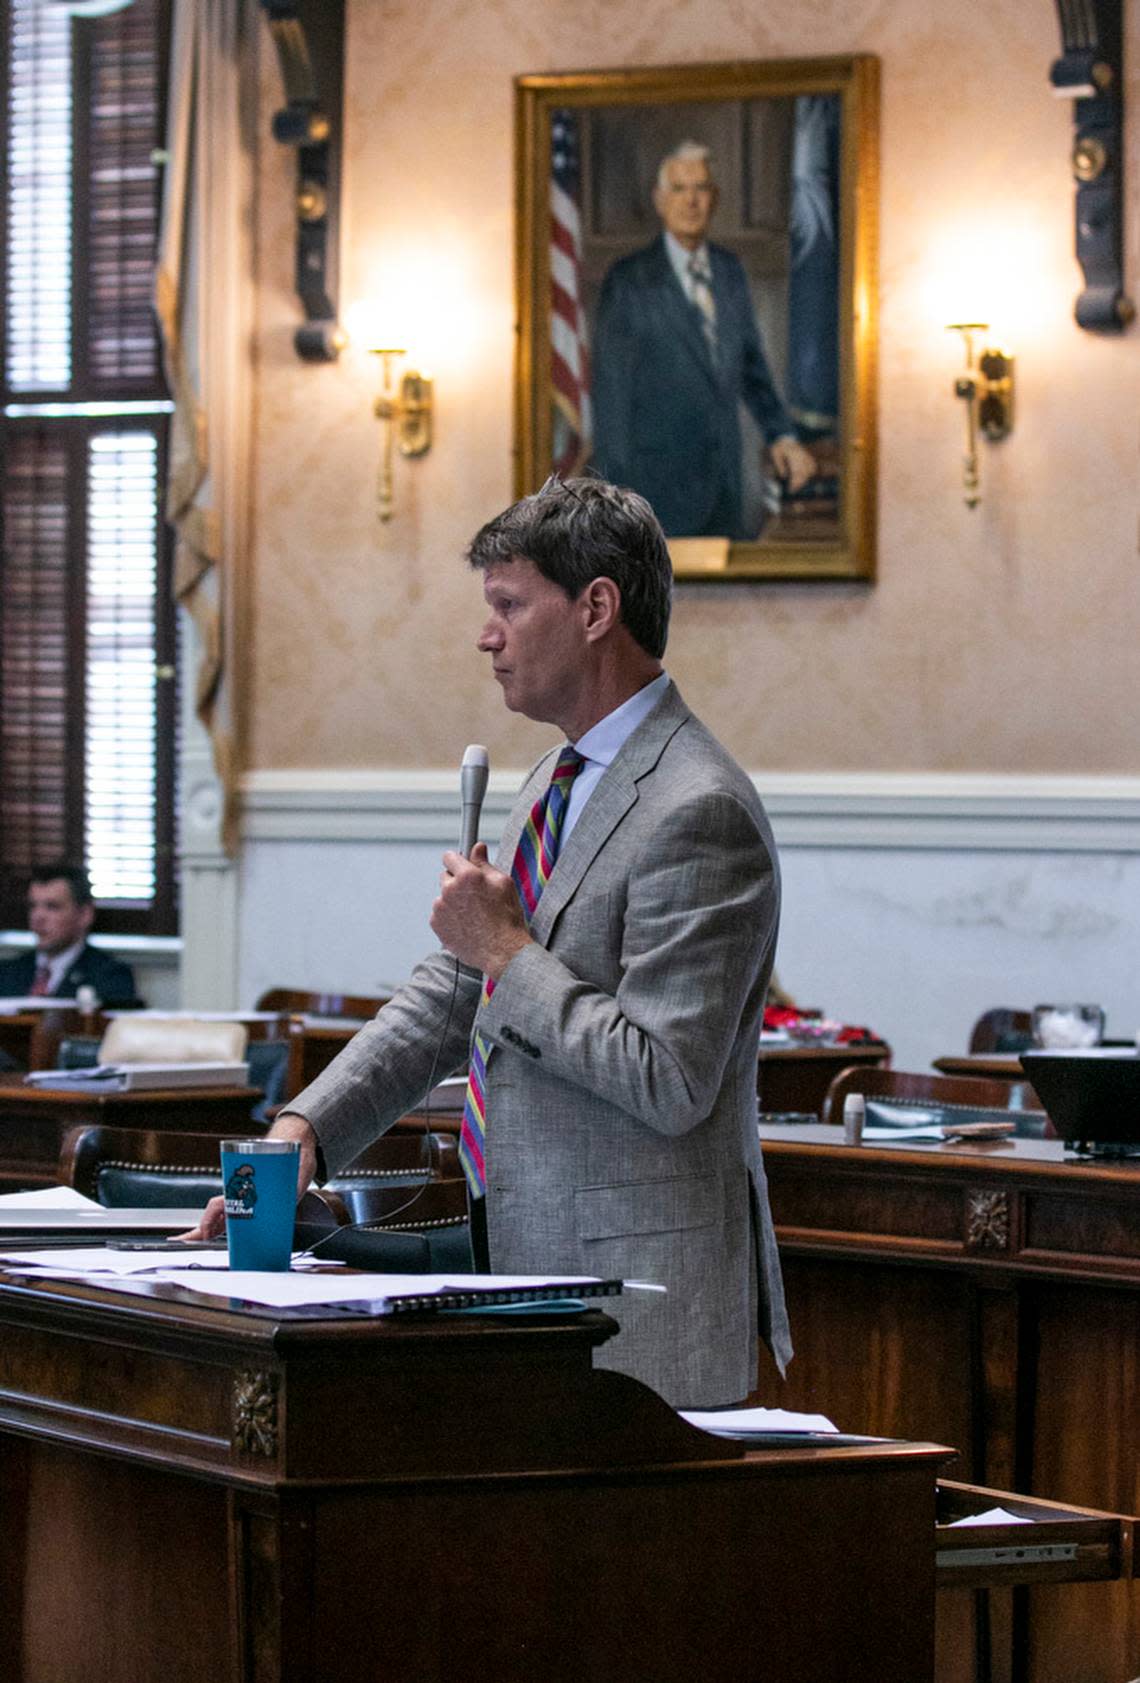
[0,943,138,1006]
[592,234,793,539]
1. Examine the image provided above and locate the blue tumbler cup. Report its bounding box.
[220,1138,300,1271]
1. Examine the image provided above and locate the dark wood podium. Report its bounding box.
[758,1123,1140,1683]
[0,1080,262,1191]
[0,1268,951,1683]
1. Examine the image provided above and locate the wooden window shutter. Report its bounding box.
[81,0,167,394]
[0,0,176,937]
[0,423,85,918]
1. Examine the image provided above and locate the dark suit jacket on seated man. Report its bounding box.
[0,863,137,1008]
[187,478,791,1408]
[592,141,815,540]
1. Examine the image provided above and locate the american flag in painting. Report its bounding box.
[549,109,592,475]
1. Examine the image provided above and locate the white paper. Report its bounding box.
[861,1124,947,1141]
[0,1258,605,1309]
[680,1406,839,1436]
[0,1207,209,1232]
[124,1270,601,1306]
[24,1061,248,1091]
[0,1186,100,1209]
[0,1246,343,1274]
[0,997,79,1013]
[103,1009,282,1022]
[945,1506,1033,1528]
[0,1245,224,1274]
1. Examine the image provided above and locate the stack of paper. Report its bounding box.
[24,1061,249,1092]
[0,1253,616,1314]
[102,1009,281,1023]
[945,1507,1032,1528]
[680,1406,840,1438]
[0,997,79,1013]
[0,1186,101,1210]
[0,1187,211,1237]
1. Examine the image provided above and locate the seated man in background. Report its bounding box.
[0,863,137,1007]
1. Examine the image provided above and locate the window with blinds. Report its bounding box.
[5,0,72,391]
[0,0,175,936]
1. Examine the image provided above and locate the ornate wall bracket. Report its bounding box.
[1050,0,1133,331]
[260,0,346,360]
[232,1369,279,1456]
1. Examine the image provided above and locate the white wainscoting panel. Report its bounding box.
[236,770,1140,1072]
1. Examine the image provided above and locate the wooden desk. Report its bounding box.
[758,1123,1140,1683]
[934,1053,1027,1080]
[0,1269,952,1683]
[282,1017,361,1099]
[281,1020,464,1137]
[0,1008,92,1072]
[0,1012,42,1071]
[100,1008,293,1042]
[287,1022,893,1124]
[757,1038,891,1114]
[0,1081,262,1191]
[933,1052,1042,1109]
[1,1010,292,1074]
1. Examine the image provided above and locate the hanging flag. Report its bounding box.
[549,108,592,476]
[787,94,841,437]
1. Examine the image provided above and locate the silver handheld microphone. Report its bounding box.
[459,744,490,857]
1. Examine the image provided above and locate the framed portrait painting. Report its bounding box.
[515,57,879,581]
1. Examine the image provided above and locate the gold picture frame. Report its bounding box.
[515,56,879,581]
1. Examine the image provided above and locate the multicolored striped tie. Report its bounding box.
[459,744,585,1196]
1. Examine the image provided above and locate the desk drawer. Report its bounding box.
[935,1478,1134,1589]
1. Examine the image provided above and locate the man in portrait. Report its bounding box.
[591,141,815,540]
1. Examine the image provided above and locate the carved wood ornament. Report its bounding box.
[966,1190,1010,1251]
[232,1370,279,1456]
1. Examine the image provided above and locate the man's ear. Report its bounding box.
[78,901,95,938]
[581,576,622,642]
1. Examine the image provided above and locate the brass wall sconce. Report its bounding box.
[370,349,433,522]
[948,324,1015,508]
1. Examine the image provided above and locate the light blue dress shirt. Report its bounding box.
[562,671,670,845]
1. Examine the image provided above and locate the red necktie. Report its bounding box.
[459,746,584,1196]
[29,961,52,997]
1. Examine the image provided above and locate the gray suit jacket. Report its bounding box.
[294,684,791,1407]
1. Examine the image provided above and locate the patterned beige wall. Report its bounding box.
[247,0,1140,775]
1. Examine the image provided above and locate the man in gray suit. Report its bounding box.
[592,142,815,539]
[192,479,789,1407]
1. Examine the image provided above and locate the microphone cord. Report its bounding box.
[315,955,465,1244]
[314,744,487,1258]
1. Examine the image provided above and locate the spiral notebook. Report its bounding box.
[0,1259,627,1315]
[384,1278,623,1314]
